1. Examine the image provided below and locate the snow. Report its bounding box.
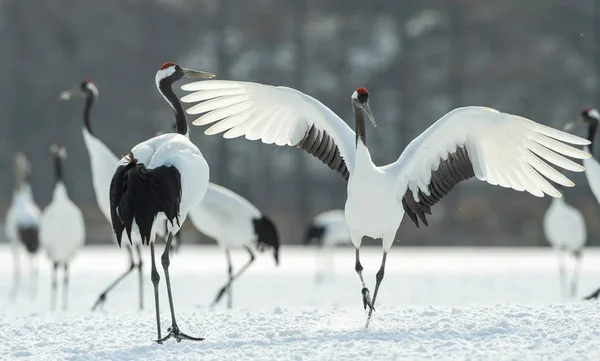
[2,245,600,360]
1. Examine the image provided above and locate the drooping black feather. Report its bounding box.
[109,155,182,246]
[402,146,475,228]
[253,215,280,265]
[304,224,325,246]
[18,226,39,254]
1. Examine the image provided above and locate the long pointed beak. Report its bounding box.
[182,68,215,79]
[363,103,377,127]
[564,122,576,131]
[59,87,85,101]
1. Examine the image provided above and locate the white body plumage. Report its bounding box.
[115,133,209,244]
[40,183,85,263]
[187,182,260,250]
[82,128,169,243]
[543,197,586,251]
[6,184,41,249]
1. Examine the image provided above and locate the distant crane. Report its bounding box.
[110,62,213,343]
[565,108,600,301]
[181,82,590,327]
[5,153,41,300]
[304,209,350,283]
[59,80,174,311]
[187,182,280,309]
[543,189,586,298]
[39,143,85,310]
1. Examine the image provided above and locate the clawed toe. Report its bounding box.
[155,325,204,344]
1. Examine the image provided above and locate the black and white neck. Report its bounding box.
[155,65,188,137]
[352,89,369,147]
[51,144,67,185]
[81,81,99,134]
[585,112,598,154]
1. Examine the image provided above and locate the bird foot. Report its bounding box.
[91,293,107,311]
[362,287,375,312]
[155,325,204,344]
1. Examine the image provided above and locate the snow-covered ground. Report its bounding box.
[1,245,600,360]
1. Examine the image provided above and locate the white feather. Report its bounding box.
[187,183,262,250]
[121,133,209,242]
[181,81,357,174]
[543,197,586,251]
[39,183,85,263]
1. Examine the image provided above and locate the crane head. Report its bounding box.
[155,62,215,89]
[59,79,98,101]
[351,87,377,127]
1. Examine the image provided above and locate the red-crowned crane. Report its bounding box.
[109,63,213,343]
[180,82,590,327]
[565,109,600,300]
[39,143,85,310]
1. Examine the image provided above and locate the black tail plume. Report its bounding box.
[109,155,182,246]
[253,215,280,266]
[304,224,325,245]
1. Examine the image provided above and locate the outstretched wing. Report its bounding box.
[384,106,590,227]
[180,80,356,181]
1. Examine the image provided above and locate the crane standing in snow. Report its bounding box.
[181,82,590,328]
[5,153,41,300]
[39,143,86,310]
[110,63,213,343]
[565,109,600,301]
[305,210,351,283]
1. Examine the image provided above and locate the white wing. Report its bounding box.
[181,80,356,180]
[385,106,591,227]
[82,128,119,221]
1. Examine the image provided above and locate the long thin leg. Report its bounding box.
[211,246,255,307]
[91,246,136,311]
[355,247,373,312]
[156,233,204,343]
[570,250,582,298]
[9,244,20,300]
[30,256,39,299]
[50,262,58,311]
[225,248,233,309]
[136,244,144,310]
[557,248,567,299]
[150,242,162,341]
[62,263,69,311]
[314,245,326,285]
[365,251,387,329]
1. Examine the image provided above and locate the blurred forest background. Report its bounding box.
[1,0,599,246]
